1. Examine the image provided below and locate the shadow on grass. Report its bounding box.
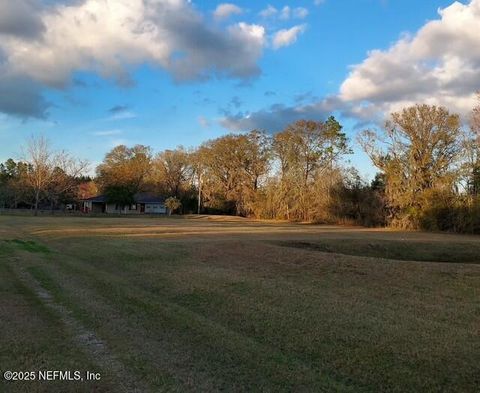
[274,239,480,264]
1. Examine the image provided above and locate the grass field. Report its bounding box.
[0,215,479,392]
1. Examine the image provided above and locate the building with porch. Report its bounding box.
[81,193,167,214]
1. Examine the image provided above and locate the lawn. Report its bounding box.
[0,215,479,392]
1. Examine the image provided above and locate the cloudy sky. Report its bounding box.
[1,0,479,176]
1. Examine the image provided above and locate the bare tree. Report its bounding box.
[471,92,480,136]
[46,151,89,212]
[23,135,89,215]
[189,149,205,214]
[466,92,480,194]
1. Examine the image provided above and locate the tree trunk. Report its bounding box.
[34,190,40,216]
[197,173,202,215]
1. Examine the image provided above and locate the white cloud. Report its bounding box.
[259,5,309,20]
[213,3,243,20]
[272,24,306,49]
[0,0,266,118]
[293,7,309,19]
[313,0,325,6]
[220,97,340,132]
[259,5,278,18]
[279,6,291,20]
[91,130,123,136]
[107,111,137,121]
[340,0,480,117]
[224,0,480,133]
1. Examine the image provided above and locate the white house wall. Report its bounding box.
[104,203,166,214]
[145,203,167,214]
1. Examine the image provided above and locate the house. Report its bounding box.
[81,193,167,214]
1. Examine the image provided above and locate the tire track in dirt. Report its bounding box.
[9,257,148,393]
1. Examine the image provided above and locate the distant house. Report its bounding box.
[81,193,167,214]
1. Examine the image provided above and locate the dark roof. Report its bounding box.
[134,193,165,204]
[81,193,164,204]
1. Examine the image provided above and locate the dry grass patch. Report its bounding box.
[0,215,479,392]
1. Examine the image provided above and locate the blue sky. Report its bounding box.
[0,0,478,177]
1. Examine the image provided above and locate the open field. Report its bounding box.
[0,215,479,392]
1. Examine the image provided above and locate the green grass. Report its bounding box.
[0,215,479,392]
[5,239,51,254]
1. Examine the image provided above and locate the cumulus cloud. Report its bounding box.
[225,0,480,132]
[170,21,265,81]
[220,97,341,133]
[213,3,243,20]
[0,0,45,39]
[5,0,265,84]
[0,73,49,119]
[272,25,306,49]
[220,96,385,133]
[0,0,267,118]
[340,0,480,117]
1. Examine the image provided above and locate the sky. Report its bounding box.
[0,0,479,177]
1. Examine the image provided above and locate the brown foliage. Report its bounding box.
[96,144,152,197]
[152,147,191,198]
[197,131,270,216]
[359,104,463,228]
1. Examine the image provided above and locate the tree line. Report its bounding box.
[1,98,479,233]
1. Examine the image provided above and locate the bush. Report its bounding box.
[420,192,480,234]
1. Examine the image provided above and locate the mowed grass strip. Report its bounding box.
[28,243,355,392]
[0,258,116,392]
[1,215,479,392]
[36,235,480,391]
